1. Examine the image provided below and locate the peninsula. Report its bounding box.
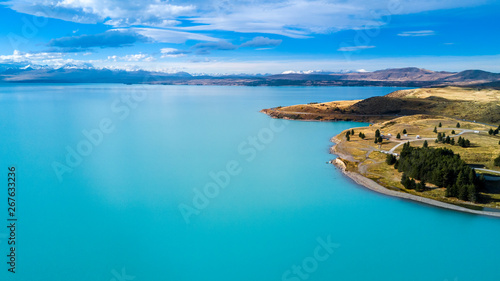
[262,86,500,217]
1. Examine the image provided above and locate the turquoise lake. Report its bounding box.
[1,84,499,281]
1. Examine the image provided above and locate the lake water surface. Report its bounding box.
[1,84,499,281]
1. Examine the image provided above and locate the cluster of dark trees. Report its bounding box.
[488,128,499,135]
[401,173,426,191]
[436,132,455,145]
[389,142,484,202]
[486,125,500,145]
[386,154,397,165]
[358,132,366,139]
[345,129,355,141]
[434,133,471,148]
[457,136,471,148]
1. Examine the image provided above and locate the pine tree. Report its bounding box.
[377,136,383,143]
[402,129,407,134]
[433,127,438,133]
[457,122,461,128]
[450,138,455,145]
[416,180,426,192]
[451,130,456,135]
[494,155,500,167]
[458,137,464,147]
[458,184,468,201]
[407,179,416,190]
[375,129,381,138]
[346,134,350,141]
[423,140,428,148]
[401,173,409,187]
[468,169,476,183]
[445,186,452,197]
[489,128,494,135]
[446,184,457,198]
[467,185,477,203]
[465,139,471,147]
[438,122,442,128]
[351,129,355,135]
[386,154,397,165]
[396,133,401,139]
[456,171,466,193]
[359,132,365,139]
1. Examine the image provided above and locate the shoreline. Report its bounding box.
[331,155,500,219]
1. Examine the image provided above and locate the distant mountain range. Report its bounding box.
[1,64,499,87]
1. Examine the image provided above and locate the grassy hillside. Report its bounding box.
[262,86,500,124]
[333,115,500,210]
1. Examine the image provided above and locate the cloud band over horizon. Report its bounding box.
[0,0,498,74]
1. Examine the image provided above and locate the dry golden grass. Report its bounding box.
[265,86,500,123]
[277,100,361,114]
[334,114,500,209]
[387,86,500,102]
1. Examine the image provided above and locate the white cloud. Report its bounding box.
[182,1,364,38]
[191,41,238,55]
[160,48,189,58]
[240,36,282,48]
[5,0,195,26]
[124,28,219,43]
[281,70,333,74]
[3,0,486,39]
[398,30,436,37]
[0,50,105,68]
[201,54,500,73]
[6,52,499,74]
[337,45,375,52]
[0,50,63,63]
[180,0,484,37]
[107,53,155,62]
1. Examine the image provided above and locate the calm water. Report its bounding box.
[0,84,499,281]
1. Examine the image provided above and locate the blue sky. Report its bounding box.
[0,0,499,74]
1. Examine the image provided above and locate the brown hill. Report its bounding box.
[262,86,500,124]
[265,67,500,85]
